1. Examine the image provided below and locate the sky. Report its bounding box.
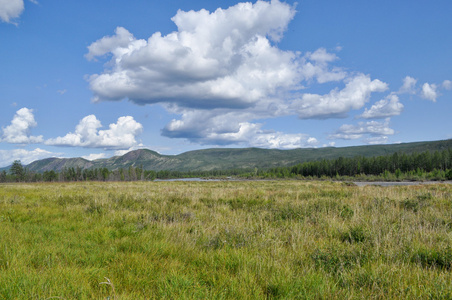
[0,0,451,167]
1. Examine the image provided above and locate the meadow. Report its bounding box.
[1,180,452,299]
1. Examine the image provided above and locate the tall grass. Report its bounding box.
[0,181,451,299]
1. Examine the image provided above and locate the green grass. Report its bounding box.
[1,181,452,299]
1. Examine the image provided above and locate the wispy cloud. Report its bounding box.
[442,80,452,90]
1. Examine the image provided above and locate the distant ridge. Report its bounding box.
[9,139,452,173]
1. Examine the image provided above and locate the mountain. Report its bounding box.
[17,138,452,173]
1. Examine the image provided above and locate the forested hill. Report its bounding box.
[13,139,452,173]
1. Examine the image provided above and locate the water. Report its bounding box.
[353,181,452,187]
[153,178,220,182]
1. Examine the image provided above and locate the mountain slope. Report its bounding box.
[21,139,452,173]
[26,157,94,172]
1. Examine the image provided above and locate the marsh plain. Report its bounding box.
[1,180,452,299]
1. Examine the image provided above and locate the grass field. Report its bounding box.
[1,180,452,299]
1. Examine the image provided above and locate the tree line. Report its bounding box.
[262,149,452,180]
[0,161,247,183]
[1,149,452,183]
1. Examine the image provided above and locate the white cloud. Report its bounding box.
[399,76,417,94]
[329,118,394,141]
[162,108,317,149]
[162,109,244,140]
[421,83,438,102]
[322,142,336,147]
[364,136,389,145]
[0,148,60,168]
[300,48,346,83]
[158,72,387,146]
[1,108,43,144]
[307,137,319,145]
[0,0,24,23]
[443,80,452,90]
[84,1,395,148]
[85,27,136,61]
[82,153,107,161]
[399,77,448,102]
[45,115,143,149]
[292,74,388,119]
[203,122,318,149]
[358,94,404,119]
[86,1,349,111]
[113,145,147,157]
[85,1,450,149]
[114,149,131,157]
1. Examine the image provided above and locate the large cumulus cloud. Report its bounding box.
[86,0,300,109]
[87,0,445,148]
[85,0,383,148]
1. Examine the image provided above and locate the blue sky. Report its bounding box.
[1,0,451,167]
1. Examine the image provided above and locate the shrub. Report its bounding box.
[312,246,369,274]
[340,205,354,220]
[401,193,432,212]
[341,226,366,244]
[446,169,452,180]
[411,247,452,270]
